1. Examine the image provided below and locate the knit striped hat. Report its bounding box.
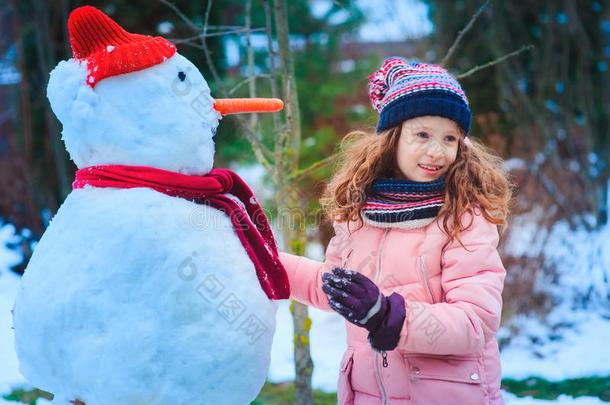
[68,6,176,88]
[369,57,471,135]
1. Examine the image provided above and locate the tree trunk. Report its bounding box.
[272,1,313,404]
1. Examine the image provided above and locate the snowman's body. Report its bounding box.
[13,8,283,404]
[14,187,277,404]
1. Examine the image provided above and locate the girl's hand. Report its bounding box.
[321,267,382,330]
[322,267,406,352]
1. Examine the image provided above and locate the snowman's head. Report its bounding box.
[49,6,282,175]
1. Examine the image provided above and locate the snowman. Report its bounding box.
[12,6,289,405]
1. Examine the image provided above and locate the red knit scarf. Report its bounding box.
[73,165,290,300]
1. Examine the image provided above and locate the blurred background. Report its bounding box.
[0,0,609,404]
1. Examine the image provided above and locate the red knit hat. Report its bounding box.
[68,6,176,87]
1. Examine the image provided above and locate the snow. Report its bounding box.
[503,157,527,172]
[0,224,26,394]
[157,21,174,35]
[310,0,434,41]
[356,0,433,41]
[268,301,346,392]
[504,206,610,310]
[0,45,21,86]
[9,23,275,401]
[12,186,278,404]
[500,309,610,380]
[47,53,220,175]
[2,190,610,403]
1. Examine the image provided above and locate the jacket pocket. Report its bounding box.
[404,354,488,405]
[337,346,355,405]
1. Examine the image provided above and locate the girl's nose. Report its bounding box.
[424,138,445,159]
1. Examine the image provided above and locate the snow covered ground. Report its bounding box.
[1,178,610,404]
[0,223,26,394]
[500,309,610,380]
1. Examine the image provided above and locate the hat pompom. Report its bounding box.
[368,70,388,113]
[368,57,405,112]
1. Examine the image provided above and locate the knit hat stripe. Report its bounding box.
[90,9,131,46]
[383,82,466,106]
[72,17,96,58]
[91,13,121,45]
[385,75,468,103]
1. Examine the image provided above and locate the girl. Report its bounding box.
[279,57,513,404]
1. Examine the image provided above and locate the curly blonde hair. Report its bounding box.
[320,126,514,250]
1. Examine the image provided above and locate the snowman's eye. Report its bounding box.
[178,71,186,82]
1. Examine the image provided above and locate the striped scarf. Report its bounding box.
[362,177,445,229]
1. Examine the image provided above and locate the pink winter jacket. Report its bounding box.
[279,208,506,405]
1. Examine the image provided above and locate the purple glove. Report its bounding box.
[322,267,406,351]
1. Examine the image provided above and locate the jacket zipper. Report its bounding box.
[342,249,353,268]
[419,254,437,304]
[374,228,390,404]
[374,352,388,405]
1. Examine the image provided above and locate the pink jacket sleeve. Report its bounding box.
[278,222,348,311]
[397,210,506,355]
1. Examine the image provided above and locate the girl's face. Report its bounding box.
[395,115,463,181]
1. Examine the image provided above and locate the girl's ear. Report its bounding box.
[47,59,99,126]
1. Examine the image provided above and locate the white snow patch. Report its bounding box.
[0,222,26,393]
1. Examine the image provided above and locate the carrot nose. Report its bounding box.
[213,98,284,116]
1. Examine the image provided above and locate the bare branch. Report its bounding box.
[263,0,282,147]
[159,0,275,168]
[290,153,338,181]
[228,74,271,95]
[245,0,258,131]
[168,27,265,42]
[441,0,492,67]
[202,0,212,38]
[158,0,200,32]
[456,44,534,79]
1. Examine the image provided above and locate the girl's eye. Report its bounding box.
[416,132,429,138]
[178,71,186,82]
[445,135,457,142]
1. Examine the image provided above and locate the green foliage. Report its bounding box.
[2,387,51,405]
[252,381,337,405]
[502,376,610,402]
[213,0,370,169]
